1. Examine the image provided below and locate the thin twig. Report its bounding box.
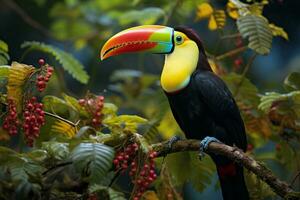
[216,46,247,60]
[44,111,77,127]
[233,53,257,97]
[221,33,241,40]
[291,171,300,188]
[2,0,52,38]
[163,0,182,25]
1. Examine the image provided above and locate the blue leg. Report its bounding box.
[199,136,221,159]
[167,135,181,150]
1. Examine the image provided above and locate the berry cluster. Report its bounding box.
[36,59,53,92]
[78,95,104,128]
[113,144,158,200]
[22,97,45,146]
[113,143,139,172]
[2,99,19,136]
[131,151,158,200]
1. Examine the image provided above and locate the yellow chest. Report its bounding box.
[160,41,199,93]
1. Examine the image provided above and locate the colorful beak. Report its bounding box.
[100,25,174,60]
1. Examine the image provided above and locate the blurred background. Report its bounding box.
[1,0,300,199]
[1,0,299,94]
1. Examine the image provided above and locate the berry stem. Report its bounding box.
[44,111,77,127]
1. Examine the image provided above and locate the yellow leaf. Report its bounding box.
[196,3,213,20]
[103,115,147,132]
[208,59,225,75]
[269,23,289,40]
[7,62,35,111]
[226,2,239,19]
[51,120,77,138]
[142,191,159,200]
[158,111,180,139]
[208,15,217,30]
[0,128,10,141]
[249,4,264,16]
[213,10,226,29]
[74,39,87,50]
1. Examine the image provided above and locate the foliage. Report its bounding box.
[70,143,115,185]
[0,40,9,65]
[21,41,89,84]
[0,0,297,199]
[237,14,272,55]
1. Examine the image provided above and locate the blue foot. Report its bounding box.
[199,136,221,159]
[167,135,181,150]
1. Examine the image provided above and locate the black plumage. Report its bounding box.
[164,27,249,200]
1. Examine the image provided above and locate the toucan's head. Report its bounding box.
[101,25,211,93]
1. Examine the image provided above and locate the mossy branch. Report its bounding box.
[151,139,300,200]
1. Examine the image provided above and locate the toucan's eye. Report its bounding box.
[175,35,183,45]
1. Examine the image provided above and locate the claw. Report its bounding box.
[167,135,181,150]
[199,136,221,159]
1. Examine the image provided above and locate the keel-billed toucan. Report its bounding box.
[101,25,249,200]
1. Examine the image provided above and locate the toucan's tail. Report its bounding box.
[212,156,249,200]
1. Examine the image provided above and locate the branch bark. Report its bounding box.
[151,139,300,200]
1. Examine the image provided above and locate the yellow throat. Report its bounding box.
[161,39,199,93]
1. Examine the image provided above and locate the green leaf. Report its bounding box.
[0,40,8,52]
[21,41,89,84]
[244,170,276,199]
[7,155,44,182]
[119,7,165,25]
[222,72,259,105]
[259,91,300,115]
[42,141,69,160]
[269,23,288,40]
[0,65,10,79]
[62,93,89,117]
[42,95,73,117]
[284,72,300,91]
[26,149,48,163]
[237,14,273,55]
[165,152,213,191]
[15,181,41,200]
[89,185,126,200]
[0,40,9,65]
[70,143,115,184]
[103,115,147,132]
[102,103,118,116]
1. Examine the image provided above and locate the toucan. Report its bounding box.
[100,25,249,200]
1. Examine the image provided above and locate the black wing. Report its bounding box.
[193,70,247,151]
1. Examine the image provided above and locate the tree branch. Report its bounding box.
[2,0,52,38]
[151,139,300,200]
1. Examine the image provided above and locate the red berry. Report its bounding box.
[113,159,119,165]
[276,144,281,151]
[27,103,34,110]
[247,144,254,151]
[117,155,123,160]
[47,66,54,72]
[143,164,149,169]
[78,99,85,105]
[234,58,243,67]
[99,96,104,101]
[140,170,146,176]
[37,81,46,87]
[38,59,45,66]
